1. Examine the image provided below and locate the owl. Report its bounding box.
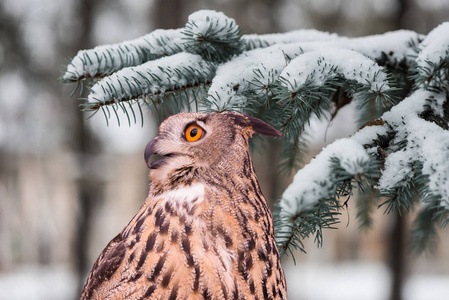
[81,111,287,299]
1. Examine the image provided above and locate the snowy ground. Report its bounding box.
[284,262,449,300]
[0,265,77,300]
[1,262,448,300]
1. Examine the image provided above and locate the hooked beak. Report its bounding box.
[144,138,157,169]
[145,137,171,169]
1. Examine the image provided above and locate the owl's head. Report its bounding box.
[145,112,280,186]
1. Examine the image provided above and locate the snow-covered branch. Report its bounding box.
[413,22,449,91]
[275,134,381,254]
[86,53,215,108]
[275,84,449,255]
[63,10,449,255]
[62,29,184,82]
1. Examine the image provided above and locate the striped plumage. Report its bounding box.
[81,111,287,299]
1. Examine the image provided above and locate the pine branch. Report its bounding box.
[204,43,305,112]
[181,10,243,62]
[278,134,308,175]
[275,195,341,258]
[378,161,421,215]
[409,205,439,254]
[275,138,378,254]
[275,118,391,254]
[348,30,422,66]
[411,22,449,92]
[419,94,449,130]
[84,53,216,123]
[355,187,378,230]
[379,90,449,209]
[61,29,184,82]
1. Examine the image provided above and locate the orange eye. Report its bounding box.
[185,124,203,142]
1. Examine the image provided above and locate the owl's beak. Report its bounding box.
[145,137,171,169]
[144,138,157,168]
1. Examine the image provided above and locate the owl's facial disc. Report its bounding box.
[145,119,208,169]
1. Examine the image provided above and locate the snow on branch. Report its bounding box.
[63,10,419,121]
[275,137,377,255]
[205,43,306,112]
[270,47,397,149]
[85,53,216,115]
[276,87,449,254]
[205,30,421,113]
[242,29,338,50]
[345,30,422,64]
[413,22,449,91]
[277,47,395,105]
[62,29,184,82]
[62,10,243,84]
[281,139,371,213]
[379,90,449,215]
[182,10,242,61]
[276,88,449,255]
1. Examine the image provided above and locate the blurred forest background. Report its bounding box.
[0,0,448,299]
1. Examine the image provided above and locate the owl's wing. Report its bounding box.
[80,233,127,299]
[79,197,187,300]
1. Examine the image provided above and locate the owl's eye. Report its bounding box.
[185,124,204,142]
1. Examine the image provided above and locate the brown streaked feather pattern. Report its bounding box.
[81,112,287,299]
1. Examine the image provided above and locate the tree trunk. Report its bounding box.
[387,1,412,299]
[388,211,406,300]
[395,0,411,29]
[69,0,104,297]
[152,0,185,29]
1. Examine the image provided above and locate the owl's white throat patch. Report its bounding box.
[158,183,205,206]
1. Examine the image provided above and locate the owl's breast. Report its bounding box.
[86,181,286,299]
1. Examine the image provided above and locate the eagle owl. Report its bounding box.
[81,111,287,299]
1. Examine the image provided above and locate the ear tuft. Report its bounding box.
[222,112,281,137]
[245,115,282,137]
